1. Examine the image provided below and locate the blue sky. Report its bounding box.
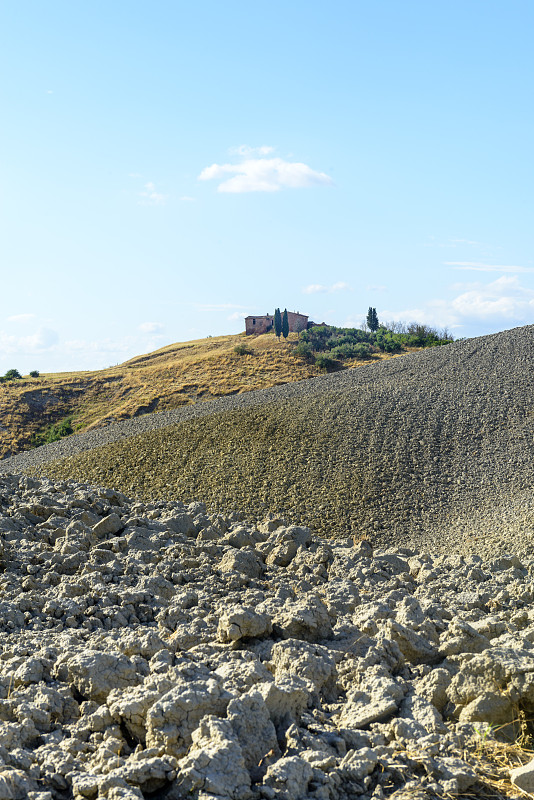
[1,0,533,373]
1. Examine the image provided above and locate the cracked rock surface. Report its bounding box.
[0,473,533,798]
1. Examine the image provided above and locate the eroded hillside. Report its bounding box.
[0,334,328,458]
[5,325,534,557]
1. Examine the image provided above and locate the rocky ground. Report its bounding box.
[1,472,534,799]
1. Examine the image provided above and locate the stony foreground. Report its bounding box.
[2,474,534,799]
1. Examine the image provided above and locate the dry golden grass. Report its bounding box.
[0,331,405,459]
[471,737,534,798]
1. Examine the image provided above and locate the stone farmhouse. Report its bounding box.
[245,311,309,336]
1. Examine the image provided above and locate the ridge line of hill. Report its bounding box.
[3,325,534,562]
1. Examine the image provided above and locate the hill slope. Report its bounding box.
[0,333,335,458]
[3,325,534,557]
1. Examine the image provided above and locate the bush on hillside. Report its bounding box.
[315,354,340,372]
[295,321,453,365]
[375,329,402,353]
[1,369,22,381]
[29,370,40,378]
[330,342,372,360]
[31,416,74,448]
[294,341,314,362]
[234,344,253,356]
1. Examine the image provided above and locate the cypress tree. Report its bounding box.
[282,308,289,339]
[274,308,282,338]
[366,307,379,332]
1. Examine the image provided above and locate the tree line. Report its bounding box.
[0,369,39,383]
[273,308,289,339]
[294,308,454,371]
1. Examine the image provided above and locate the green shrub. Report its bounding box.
[375,332,402,353]
[300,321,452,360]
[31,416,74,448]
[234,343,253,356]
[330,342,372,360]
[315,353,340,372]
[294,341,314,362]
[29,370,40,378]
[3,369,21,380]
[300,325,337,351]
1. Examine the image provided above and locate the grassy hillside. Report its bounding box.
[18,325,534,558]
[0,331,403,459]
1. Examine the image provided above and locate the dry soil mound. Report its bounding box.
[3,325,534,558]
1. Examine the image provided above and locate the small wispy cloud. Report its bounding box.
[46,90,53,94]
[366,285,387,292]
[7,313,36,323]
[303,282,351,294]
[138,182,167,205]
[0,327,59,355]
[138,322,165,334]
[180,196,196,202]
[199,147,333,193]
[228,311,248,321]
[446,262,534,274]
[229,145,275,157]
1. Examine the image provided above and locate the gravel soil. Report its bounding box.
[2,325,534,559]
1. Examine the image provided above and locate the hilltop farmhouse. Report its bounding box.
[245,311,309,335]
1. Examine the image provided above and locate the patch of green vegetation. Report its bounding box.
[0,369,22,382]
[314,353,340,372]
[296,322,453,364]
[31,416,75,448]
[234,344,253,356]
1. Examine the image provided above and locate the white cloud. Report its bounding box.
[25,328,59,349]
[380,302,456,329]
[303,282,351,294]
[366,285,387,292]
[199,149,333,193]
[446,261,534,274]
[0,327,59,355]
[62,338,134,359]
[381,276,534,332]
[331,282,350,291]
[228,311,248,321]
[138,182,167,205]
[451,276,534,320]
[138,322,165,334]
[7,313,36,323]
[180,195,196,202]
[303,285,329,294]
[229,145,275,157]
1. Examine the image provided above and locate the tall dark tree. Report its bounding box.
[282,308,289,339]
[274,308,282,338]
[366,307,379,332]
